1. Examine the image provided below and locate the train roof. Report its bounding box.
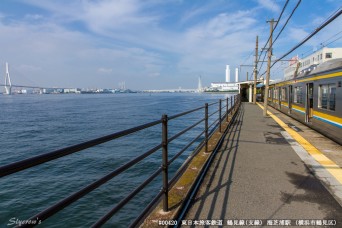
[270,58,342,85]
[309,58,342,75]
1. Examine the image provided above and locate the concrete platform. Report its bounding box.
[184,103,342,227]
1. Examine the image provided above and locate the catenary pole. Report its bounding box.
[253,36,258,104]
[263,19,274,116]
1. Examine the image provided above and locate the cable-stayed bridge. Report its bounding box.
[0,83,71,94]
[1,62,79,95]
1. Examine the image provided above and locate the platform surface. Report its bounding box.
[184,102,342,227]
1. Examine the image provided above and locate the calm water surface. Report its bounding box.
[0,93,233,227]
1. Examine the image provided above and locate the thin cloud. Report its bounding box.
[98,67,113,74]
[257,0,280,13]
[1,0,339,89]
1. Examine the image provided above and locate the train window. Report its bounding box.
[329,86,336,111]
[281,87,287,101]
[318,84,336,111]
[273,88,278,100]
[294,86,303,104]
[326,53,332,59]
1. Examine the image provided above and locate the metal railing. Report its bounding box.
[0,94,240,227]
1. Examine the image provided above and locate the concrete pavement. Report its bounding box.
[184,103,342,227]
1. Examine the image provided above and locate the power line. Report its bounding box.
[324,34,342,47]
[258,0,299,75]
[272,0,301,45]
[240,50,254,66]
[321,30,342,46]
[257,0,290,67]
[320,7,341,26]
[298,30,342,58]
[271,8,342,68]
[258,8,342,78]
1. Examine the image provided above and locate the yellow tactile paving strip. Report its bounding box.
[257,103,342,184]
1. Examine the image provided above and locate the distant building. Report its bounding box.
[225,65,230,82]
[64,88,81,94]
[207,66,239,92]
[43,88,55,94]
[284,47,342,79]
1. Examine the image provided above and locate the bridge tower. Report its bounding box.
[198,76,203,92]
[4,62,12,95]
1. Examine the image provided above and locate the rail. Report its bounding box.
[0,94,240,227]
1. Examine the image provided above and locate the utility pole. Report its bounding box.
[253,36,258,104]
[263,19,274,116]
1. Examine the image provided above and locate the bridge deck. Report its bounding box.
[184,102,342,226]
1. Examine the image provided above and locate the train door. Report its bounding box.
[305,83,314,122]
[288,85,292,114]
[278,87,281,109]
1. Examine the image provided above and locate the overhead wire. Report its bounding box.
[320,30,342,46]
[272,0,301,45]
[258,8,342,78]
[324,34,342,47]
[240,50,254,66]
[258,0,300,77]
[271,8,342,68]
[257,0,290,73]
[297,30,342,58]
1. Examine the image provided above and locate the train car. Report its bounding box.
[267,58,342,144]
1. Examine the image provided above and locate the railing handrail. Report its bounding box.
[0,119,162,178]
[0,95,240,227]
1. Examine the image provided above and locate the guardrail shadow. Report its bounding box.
[188,102,245,220]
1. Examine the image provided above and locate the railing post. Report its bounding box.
[230,96,233,116]
[219,99,222,133]
[161,114,168,212]
[226,97,229,122]
[205,103,208,152]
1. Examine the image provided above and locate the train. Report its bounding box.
[266,58,342,144]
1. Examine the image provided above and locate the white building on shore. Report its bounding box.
[207,65,239,92]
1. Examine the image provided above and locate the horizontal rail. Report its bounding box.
[26,143,163,223]
[1,94,240,227]
[208,109,220,118]
[169,129,205,165]
[208,119,220,137]
[168,106,204,120]
[0,119,162,178]
[208,100,220,106]
[168,132,206,187]
[129,190,164,228]
[92,167,163,227]
[174,101,240,226]
[168,118,205,143]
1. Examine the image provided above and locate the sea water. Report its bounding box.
[0,93,232,227]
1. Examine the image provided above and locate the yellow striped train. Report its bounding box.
[267,58,342,144]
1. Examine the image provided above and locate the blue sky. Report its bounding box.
[0,0,341,90]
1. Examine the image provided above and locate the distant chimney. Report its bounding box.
[225,65,230,82]
[235,68,239,82]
